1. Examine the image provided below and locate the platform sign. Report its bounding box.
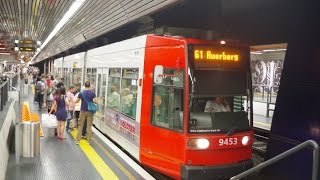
[19,47,34,52]
[19,40,34,44]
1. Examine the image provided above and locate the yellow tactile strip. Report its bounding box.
[70,130,119,180]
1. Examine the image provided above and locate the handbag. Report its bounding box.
[81,92,98,113]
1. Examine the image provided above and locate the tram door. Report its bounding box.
[94,68,108,131]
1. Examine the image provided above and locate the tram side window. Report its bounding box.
[91,68,97,85]
[107,68,121,111]
[120,68,139,120]
[152,68,184,132]
[72,68,82,85]
[64,68,70,87]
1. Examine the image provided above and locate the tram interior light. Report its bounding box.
[263,49,286,52]
[188,138,210,149]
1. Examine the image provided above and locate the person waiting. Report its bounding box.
[121,88,133,116]
[204,96,231,112]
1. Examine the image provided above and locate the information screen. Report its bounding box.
[191,45,247,70]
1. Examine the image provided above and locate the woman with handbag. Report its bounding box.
[49,87,69,140]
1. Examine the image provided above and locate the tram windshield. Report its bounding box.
[188,44,252,134]
[189,95,251,134]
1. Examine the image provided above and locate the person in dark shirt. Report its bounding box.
[56,78,64,89]
[74,81,97,144]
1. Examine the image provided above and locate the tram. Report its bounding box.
[55,35,254,179]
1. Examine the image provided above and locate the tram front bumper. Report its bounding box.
[180,159,253,180]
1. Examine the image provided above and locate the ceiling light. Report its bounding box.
[0,47,5,50]
[40,0,86,50]
[220,40,226,45]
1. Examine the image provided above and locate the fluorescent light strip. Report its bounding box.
[0,48,6,50]
[250,52,263,55]
[40,0,86,50]
[31,0,85,63]
[263,49,287,52]
[0,53,11,55]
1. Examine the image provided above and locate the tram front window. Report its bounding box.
[189,96,250,133]
[188,69,252,134]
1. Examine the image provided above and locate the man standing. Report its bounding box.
[36,76,46,110]
[74,81,97,144]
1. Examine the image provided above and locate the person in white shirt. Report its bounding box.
[204,96,231,112]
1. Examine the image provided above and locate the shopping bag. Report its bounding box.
[42,114,58,128]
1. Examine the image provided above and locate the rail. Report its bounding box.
[230,140,319,180]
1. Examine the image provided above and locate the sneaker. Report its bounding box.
[75,141,80,145]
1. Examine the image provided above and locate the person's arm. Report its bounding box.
[204,101,213,112]
[93,97,99,104]
[49,100,57,115]
[65,95,70,110]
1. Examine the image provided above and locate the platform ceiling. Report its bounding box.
[0,0,295,63]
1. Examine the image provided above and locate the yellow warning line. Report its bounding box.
[254,121,271,127]
[92,138,136,180]
[70,130,118,180]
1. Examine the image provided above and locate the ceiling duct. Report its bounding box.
[155,26,217,40]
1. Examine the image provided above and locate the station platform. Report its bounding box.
[253,114,272,130]
[5,85,154,180]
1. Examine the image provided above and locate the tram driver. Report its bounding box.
[204,96,231,112]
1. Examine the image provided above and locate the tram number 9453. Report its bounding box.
[218,138,238,146]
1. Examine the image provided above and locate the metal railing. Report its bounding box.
[0,79,9,111]
[0,73,20,112]
[230,140,319,180]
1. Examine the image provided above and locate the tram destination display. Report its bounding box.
[192,45,247,70]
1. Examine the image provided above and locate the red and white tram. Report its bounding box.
[56,35,254,179]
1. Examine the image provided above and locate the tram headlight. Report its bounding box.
[242,136,250,146]
[188,138,210,149]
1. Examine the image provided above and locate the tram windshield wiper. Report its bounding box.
[226,126,238,136]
